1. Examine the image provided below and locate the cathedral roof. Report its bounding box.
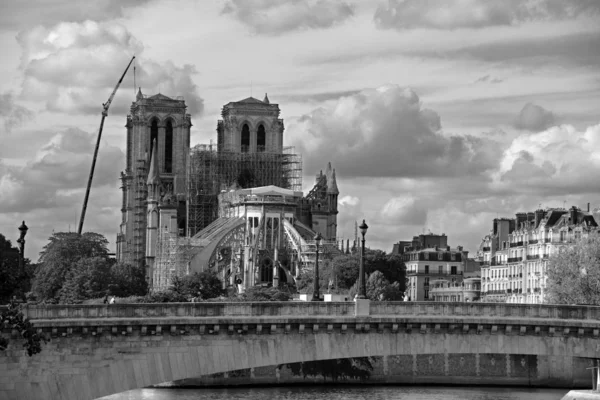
[234,185,303,198]
[147,139,160,185]
[147,93,173,101]
[235,96,267,104]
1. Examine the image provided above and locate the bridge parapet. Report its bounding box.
[22,301,600,321]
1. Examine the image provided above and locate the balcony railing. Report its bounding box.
[544,238,551,243]
[542,253,549,259]
[507,257,522,263]
[526,254,539,260]
[528,239,538,244]
[482,246,491,252]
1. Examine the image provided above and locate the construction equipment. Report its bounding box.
[77,56,135,235]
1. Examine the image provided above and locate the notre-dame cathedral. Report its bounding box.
[116,90,342,291]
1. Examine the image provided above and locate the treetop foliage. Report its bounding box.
[546,234,600,305]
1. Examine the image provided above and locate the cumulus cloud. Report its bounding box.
[0,92,33,134]
[222,0,355,34]
[286,84,501,178]
[0,0,153,32]
[513,103,556,131]
[374,0,600,30]
[17,21,204,115]
[0,127,123,213]
[497,124,600,194]
[381,196,427,225]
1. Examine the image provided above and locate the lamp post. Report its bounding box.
[312,232,322,301]
[17,221,28,273]
[357,219,368,299]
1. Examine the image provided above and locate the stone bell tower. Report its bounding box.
[116,89,192,273]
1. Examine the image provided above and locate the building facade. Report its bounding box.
[400,234,469,302]
[116,92,341,291]
[478,206,599,304]
[430,277,481,302]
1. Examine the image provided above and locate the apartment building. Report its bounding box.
[398,234,469,301]
[479,206,598,304]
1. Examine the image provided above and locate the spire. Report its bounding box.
[263,93,270,104]
[147,139,160,185]
[136,87,143,101]
[327,168,339,194]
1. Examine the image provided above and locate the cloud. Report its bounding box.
[17,21,204,115]
[374,0,600,30]
[286,84,501,178]
[0,127,123,213]
[381,196,427,225]
[513,103,556,131]
[222,0,355,34]
[497,124,600,195]
[0,0,154,32]
[474,75,503,84]
[0,92,33,134]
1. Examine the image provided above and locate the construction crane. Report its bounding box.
[77,56,135,235]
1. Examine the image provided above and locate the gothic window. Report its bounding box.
[150,119,159,152]
[241,124,250,153]
[257,124,266,152]
[165,120,173,173]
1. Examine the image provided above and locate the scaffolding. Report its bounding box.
[132,158,148,267]
[187,144,302,237]
[153,229,201,291]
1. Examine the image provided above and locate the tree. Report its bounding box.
[170,272,224,300]
[109,263,148,297]
[349,270,404,301]
[57,257,112,304]
[31,232,109,302]
[241,286,291,301]
[0,233,33,303]
[546,235,600,305]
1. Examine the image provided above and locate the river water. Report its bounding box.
[101,386,568,400]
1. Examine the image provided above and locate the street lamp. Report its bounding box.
[312,232,323,301]
[358,219,368,299]
[17,221,28,273]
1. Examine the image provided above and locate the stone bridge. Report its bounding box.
[1,301,599,400]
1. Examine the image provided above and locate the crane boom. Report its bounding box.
[78,56,135,235]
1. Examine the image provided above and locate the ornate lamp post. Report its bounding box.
[312,232,322,301]
[357,219,368,299]
[17,221,28,273]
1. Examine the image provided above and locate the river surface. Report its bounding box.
[100,386,568,400]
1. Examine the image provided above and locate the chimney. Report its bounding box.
[457,246,463,252]
[588,202,590,212]
[446,245,450,251]
[534,209,545,228]
[570,206,578,225]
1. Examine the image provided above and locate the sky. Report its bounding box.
[0,0,599,262]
